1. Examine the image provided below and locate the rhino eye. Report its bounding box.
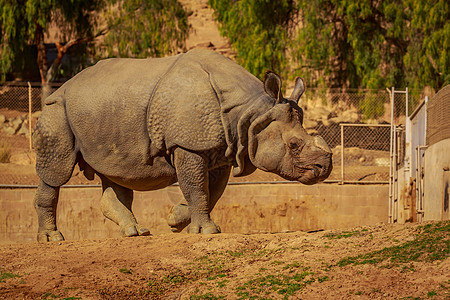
[289,138,303,150]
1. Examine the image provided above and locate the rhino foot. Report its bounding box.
[168,203,191,233]
[187,222,221,234]
[121,224,151,237]
[37,230,65,243]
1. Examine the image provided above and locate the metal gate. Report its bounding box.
[388,87,408,223]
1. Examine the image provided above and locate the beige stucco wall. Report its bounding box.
[423,139,450,220]
[0,183,388,244]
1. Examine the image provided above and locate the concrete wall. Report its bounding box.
[424,139,450,220]
[0,183,389,244]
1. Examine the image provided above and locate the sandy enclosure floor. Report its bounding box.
[0,222,448,299]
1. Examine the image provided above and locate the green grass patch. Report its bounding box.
[216,279,228,288]
[337,222,449,267]
[236,268,316,299]
[207,273,226,281]
[162,271,188,284]
[324,228,368,239]
[190,293,225,300]
[283,262,301,270]
[226,250,246,257]
[119,268,132,274]
[0,272,20,282]
[42,293,59,300]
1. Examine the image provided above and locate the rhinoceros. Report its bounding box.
[33,49,332,241]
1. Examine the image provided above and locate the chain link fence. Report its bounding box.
[0,82,420,186]
[300,88,420,183]
[0,82,61,183]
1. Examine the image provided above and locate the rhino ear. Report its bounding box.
[264,71,283,103]
[288,77,305,104]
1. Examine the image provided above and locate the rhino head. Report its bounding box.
[247,71,332,185]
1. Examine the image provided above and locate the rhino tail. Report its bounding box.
[33,95,77,187]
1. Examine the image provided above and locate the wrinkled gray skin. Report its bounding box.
[33,49,332,241]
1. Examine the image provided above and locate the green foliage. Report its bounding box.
[295,0,405,89]
[404,0,450,90]
[294,0,449,90]
[0,0,103,81]
[102,0,190,58]
[0,2,27,79]
[209,0,296,80]
[209,0,448,91]
[359,93,386,120]
[0,0,190,83]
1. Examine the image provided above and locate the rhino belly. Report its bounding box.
[62,59,180,190]
[68,100,176,190]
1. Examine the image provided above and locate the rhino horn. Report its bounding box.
[288,77,305,104]
[264,71,283,103]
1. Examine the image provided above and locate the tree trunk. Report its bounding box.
[35,25,105,106]
[41,83,53,103]
[35,23,49,107]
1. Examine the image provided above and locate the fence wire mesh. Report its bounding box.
[427,85,450,147]
[337,124,390,183]
[1,82,418,186]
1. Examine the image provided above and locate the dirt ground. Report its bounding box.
[0,221,448,299]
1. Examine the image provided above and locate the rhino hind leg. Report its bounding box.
[33,100,77,242]
[33,100,77,187]
[168,165,231,233]
[100,177,150,237]
[34,180,65,242]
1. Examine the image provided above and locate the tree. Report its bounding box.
[404,0,449,90]
[0,0,105,100]
[209,0,448,92]
[101,0,190,58]
[293,0,449,91]
[0,0,190,101]
[294,0,409,89]
[208,0,296,80]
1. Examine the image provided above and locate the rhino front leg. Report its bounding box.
[173,148,220,234]
[168,165,231,232]
[34,180,64,242]
[100,177,150,237]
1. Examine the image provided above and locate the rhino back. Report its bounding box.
[148,49,272,155]
[63,56,180,180]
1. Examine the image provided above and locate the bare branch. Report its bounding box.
[427,54,443,76]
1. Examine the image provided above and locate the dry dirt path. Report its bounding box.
[0,221,448,299]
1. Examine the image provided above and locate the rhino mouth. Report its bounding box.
[296,167,321,184]
[294,161,332,185]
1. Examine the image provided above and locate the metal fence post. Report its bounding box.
[27,82,32,151]
[340,123,344,184]
[389,87,394,223]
